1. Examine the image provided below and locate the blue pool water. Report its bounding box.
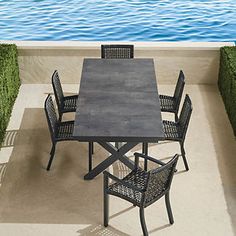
[0,0,236,41]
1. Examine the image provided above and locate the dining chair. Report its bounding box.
[101,44,134,59]
[143,94,192,171]
[103,153,179,236]
[52,70,95,158]
[162,94,192,171]
[142,71,185,162]
[159,70,185,122]
[52,70,78,121]
[44,94,93,171]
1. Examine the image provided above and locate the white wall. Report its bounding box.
[1,41,234,84]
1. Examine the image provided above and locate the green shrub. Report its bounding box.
[0,44,20,145]
[218,46,236,136]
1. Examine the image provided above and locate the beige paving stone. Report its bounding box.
[0,84,235,236]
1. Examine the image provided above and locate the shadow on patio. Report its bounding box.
[0,84,235,236]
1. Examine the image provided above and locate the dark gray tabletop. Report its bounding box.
[73,58,164,142]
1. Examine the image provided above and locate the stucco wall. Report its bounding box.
[1,41,234,84]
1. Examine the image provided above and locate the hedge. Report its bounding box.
[0,44,21,145]
[218,46,236,136]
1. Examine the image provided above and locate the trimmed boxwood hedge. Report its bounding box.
[218,46,236,136]
[0,44,20,145]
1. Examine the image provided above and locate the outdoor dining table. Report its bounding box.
[73,58,165,180]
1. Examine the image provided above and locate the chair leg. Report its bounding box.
[47,143,56,171]
[89,142,93,171]
[139,207,148,236]
[104,181,109,227]
[180,142,189,171]
[142,143,148,171]
[165,192,174,224]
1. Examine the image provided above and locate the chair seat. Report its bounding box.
[159,95,176,112]
[163,120,181,140]
[56,120,75,141]
[62,95,78,113]
[108,169,148,205]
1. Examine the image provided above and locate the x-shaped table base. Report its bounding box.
[84,142,139,180]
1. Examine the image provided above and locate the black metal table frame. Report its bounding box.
[84,141,139,180]
[74,59,164,180]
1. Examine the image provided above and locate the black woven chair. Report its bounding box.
[104,153,179,236]
[143,94,192,171]
[159,70,185,122]
[142,71,185,164]
[52,70,78,121]
[44,94,93,171]
[163,94,192,171]
[101,44,134,59]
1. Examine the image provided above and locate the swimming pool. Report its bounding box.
[0,0,236,41]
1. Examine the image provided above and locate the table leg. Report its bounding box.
[101,142,137,170]
[115,142,122,149]
[84,142,139,180]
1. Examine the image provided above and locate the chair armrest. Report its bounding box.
[103,171,144,192]
[134,152,165,166]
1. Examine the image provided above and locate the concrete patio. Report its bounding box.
[0,81,235,235]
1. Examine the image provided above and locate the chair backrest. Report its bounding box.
[101,45,134,59]
[144,154,179,206]
[52,70,64,111]
[173,70,185,111]
[178,94,192,139]
[44,94,58,141]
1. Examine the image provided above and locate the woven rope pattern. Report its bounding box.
[108,156,178,207]
[159,95,175,112]
[101,45,134,59]
[64,96,77,111]
[108,169,148,204]
[45,95,58,138]
[145,167,172,204]
[173,70,185,100]
[179,95,192,135]
[163,95,192,140]
[159,71,185,113]
[57,121,74,140]
[45,95,76,141]
[163,120,180,140]
[52,70,64,109]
